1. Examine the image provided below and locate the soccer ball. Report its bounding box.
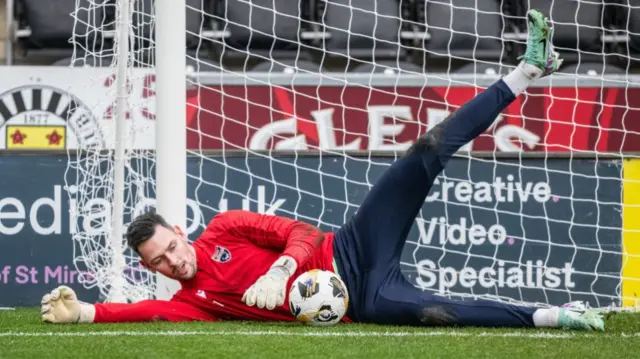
[288,269,349,326]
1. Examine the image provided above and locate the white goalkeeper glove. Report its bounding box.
[41,285,95,324]
[242,256,298,310]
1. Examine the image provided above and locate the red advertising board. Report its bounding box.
[184,84,640,153]
[0,66,636,153]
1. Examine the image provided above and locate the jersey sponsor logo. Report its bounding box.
[212,246,231,263]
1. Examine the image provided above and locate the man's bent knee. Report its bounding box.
[359,293,425,326]
[403,124,451,175]
[420,304,460,326]
[405,111,456,159]
[406,126,444,157]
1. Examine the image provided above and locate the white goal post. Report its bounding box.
[65,0,640,310]
[152,0,187,300]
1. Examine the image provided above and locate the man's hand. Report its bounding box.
[41,286,95,324]
[242,256,297,310]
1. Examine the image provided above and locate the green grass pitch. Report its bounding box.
[2,308,640,358]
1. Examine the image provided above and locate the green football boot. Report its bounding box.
[558,302,605,331]
[518,9,563,76]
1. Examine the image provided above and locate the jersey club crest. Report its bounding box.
[212,246,232,263]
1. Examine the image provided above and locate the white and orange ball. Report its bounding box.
[288,269,349,326]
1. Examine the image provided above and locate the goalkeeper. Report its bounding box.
[41,9,605,331]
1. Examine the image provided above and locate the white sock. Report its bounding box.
[502,62,544,96]
[532,307,560,328]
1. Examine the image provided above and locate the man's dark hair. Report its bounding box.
[126,212,173,254]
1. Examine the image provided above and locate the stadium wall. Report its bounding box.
[0,67,638,308]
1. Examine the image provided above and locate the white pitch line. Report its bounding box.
[0,330,637,339]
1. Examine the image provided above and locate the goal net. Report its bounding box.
[65,0,640,310]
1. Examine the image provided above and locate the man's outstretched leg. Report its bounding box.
[363,10,604,331]
[373,264,605,331]
[334,8,563,322]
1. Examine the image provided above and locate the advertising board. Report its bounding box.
[0,154,623,308]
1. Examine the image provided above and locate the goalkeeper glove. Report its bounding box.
[242,255,297,310]
[41,285,95,324]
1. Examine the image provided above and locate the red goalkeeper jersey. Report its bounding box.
[93,210,346,323]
